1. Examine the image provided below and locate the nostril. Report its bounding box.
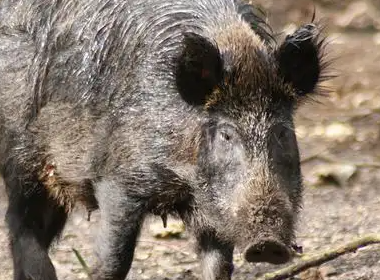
[244,240,291,265]
[273,249,285,257]
[247,249,261,257]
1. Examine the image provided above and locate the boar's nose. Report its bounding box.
[244,239,291,264]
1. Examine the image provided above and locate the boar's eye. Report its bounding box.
[217,125,237,143]
[205,123,247,181]
[203,122,246,178]
[219,130,232,142]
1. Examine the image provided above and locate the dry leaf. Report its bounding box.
[309,163,357,187]
[324,122,354,141]
[150,221,185,239]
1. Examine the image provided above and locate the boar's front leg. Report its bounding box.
[92,180,146,280]
[4,146,67,280]
[196,232,234,280]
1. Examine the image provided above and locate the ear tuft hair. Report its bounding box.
[277,24,329,97]
[175,32,223,106]
[235,1,275,46]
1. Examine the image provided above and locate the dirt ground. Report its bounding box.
[1,0,380,279]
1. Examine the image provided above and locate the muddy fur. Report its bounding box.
[0,0,329,279]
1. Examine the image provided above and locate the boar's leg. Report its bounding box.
[4,156,67,280]
[196,232,234,280]
[93,180,145,280]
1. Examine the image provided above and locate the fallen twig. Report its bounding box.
[72,248,93,280]
[257,235,380,280]
[314,154,380,168]
[301,153,380,168]
[321,155,380,168]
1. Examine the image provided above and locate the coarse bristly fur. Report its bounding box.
[0,0,331,279]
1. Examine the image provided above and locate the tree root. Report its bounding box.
[258,235,380,280]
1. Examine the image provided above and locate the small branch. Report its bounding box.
[258,235,380,280]
[72,248,93,280]
[301,153,380,168]
[315,154,380,168]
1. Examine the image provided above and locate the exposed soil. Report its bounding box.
[1,1,380,279]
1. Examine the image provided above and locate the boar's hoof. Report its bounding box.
[244,239,291,264]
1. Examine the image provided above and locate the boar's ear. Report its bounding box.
[276,24,324,96]
[175,32,223,105]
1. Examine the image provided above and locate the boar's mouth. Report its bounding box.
[243,238,291,264]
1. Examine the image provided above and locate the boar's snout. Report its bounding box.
[243,238,291,264]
